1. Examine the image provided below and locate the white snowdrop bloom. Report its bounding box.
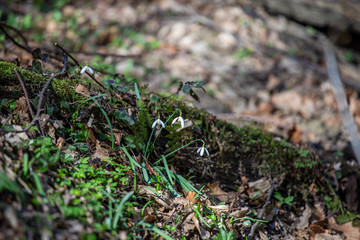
[197,146,209,156]
[171,116,185,129]
[152,118,165,128]
[80,65,94,74]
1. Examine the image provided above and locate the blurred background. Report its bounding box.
[2,0,360,159]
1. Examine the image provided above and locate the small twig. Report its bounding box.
[0,21,30,51]
[14,68,44,136]
[321,35,360,165]
[70,50,140,59]
[1,54,68,133]
[14,68,35,119]
[248,179,277,240]
[54,42,105,88]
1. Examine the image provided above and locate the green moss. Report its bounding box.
[145,95,322,203]
[0,61,89,112]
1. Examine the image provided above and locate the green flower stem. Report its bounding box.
[144,126,156,158]
[145,109,182,158]
[154,139,204,165]
[151,109,182,151]
[164,108,182,126]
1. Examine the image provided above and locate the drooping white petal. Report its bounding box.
[178,117,184,128]
[152,119,165,128]
[171,117,179,125]
[200,147,205,156]
[172,116,185,129]
[203,148,209,156]
[196,146,209,156]
[80,66,94,74]
[80,66,87,74]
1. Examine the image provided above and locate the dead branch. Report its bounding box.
[321,36,360,165]
[248,178,277,240]
[14,68,44,136]
[0,21,30,51]
[54,42,105,89]
[69,50,140,59]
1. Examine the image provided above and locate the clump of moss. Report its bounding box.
[0,61,88,112]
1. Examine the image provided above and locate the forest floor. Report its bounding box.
[1,0,360,239]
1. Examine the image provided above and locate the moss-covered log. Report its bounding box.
[0,60,326,205]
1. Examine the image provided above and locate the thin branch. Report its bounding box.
[14,68,35,119]
[14,68,44,136]
[0,21,30,51]
[248,179,277,240]
[70,50,140,58]
[54,42,105,88]
[321,35,360,165]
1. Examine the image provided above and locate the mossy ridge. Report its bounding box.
[0,60,327,207]
[0,61,90,114]
[154,96,321,199]
[0,61,79,101]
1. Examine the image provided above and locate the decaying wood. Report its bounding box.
[322,36,360,165]
[255,0,360,33]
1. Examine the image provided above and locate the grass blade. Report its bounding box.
[31,171,44,196]
[121,146,141,168]
[134,82,141,99]
[112,191,134,229]
[0,171,25,202]
[121,146,139,191]
[193,208,212,229]
[142,223,175,240]
[161,155,173,185]
[153,166,181,197]
[23,153,29,176]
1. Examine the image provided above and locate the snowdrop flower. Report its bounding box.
[197,144,209,156]
[171,116,185,129]
[152,117,165,128]
[80,65,94,75]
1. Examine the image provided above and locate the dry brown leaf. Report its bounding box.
[93,140,109,160]
[271,90,302,112]
[329,217,360,240]
[144,157,158,177]
[208,205,229,214]
[287,124,303,144]
[229,207,248,218]
[56,137,65,149]
[144,215,156,223]
[186,191,197,204]
[314,233,342,240]
[191,214,202,236]
[172,197,192,208]
[314,202,326,221]
[14,96,28,114]
[4,206,19,229]
[75,84,91,96]
[113,129,123,144]
[248,178,271,193]
[160,42,177,54]
[87,127,97,144]
[139,186,171,209]
[293,204,312,230]
[308,218,329,238]
[259,231,268,240]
